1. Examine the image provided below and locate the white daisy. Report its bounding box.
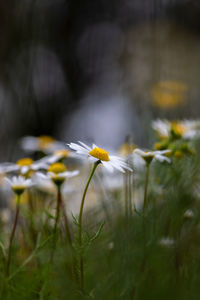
[40,149,78,165]
[67,141,132,173]
[20,135,65,154]
[0,157,49,175]
[5,175,33,195]
[133,149,171,164]
[152,119,200,140]
[36,162,79,186]
[152,119,171,139]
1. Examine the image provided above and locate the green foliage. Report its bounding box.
[1,150,200,299]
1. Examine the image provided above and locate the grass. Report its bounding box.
[1,145,200,299]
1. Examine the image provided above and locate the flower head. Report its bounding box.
[5,176,33,195]
[68,141,132,173]
[39,149,77,165]
[37,162,79,186]
[152,119,200,140]
[0,157,49,176]
[133,149,171,165]
[20,135,65,154]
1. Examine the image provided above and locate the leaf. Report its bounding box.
[8,234,53,281]
[44,209,55,220]
[87,222,105,246]
[71,212,79,226]
[0,241,6,258]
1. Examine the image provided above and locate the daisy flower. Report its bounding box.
[20,135,65,154]
[0,157,49,176]
[152,119,200,140]
[36,162,79,186]
[133,149,171,164]
[41,149,78,165]
[68,141,132,173]
[5,175,33,195]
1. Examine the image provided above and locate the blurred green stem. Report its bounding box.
[59,189,73,248]
[50,185,61,264]
[78,161,100,292]
[5,193,21,277]
[143,163,150,214]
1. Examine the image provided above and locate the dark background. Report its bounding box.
[1,0,200,159]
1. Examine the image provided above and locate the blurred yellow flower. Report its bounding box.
[17,158,34,167]
[38,135,56,150]
[48,163,67,174]
[151,80,187,109]
[119,143,136,157]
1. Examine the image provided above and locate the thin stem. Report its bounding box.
[59,188,79,283]
[5,194,21,277]
[128,171,132,216]
[124,173,128,217]
[59,188,73,248]
[78,161,100,292]
[50,185,61,264]
[143,163,150,215]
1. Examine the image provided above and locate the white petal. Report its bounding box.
[88,156,98,163]
[78,141,92,151]
[109,161,125,173]
[62,170,79,178]
[101,161,114,172]
[21,166,30,174]
[155,155,171,163]
[133,149,146,156]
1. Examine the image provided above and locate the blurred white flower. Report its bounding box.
[159,237,175,248]
[133,149,171,164]
[0,157,48,176]
[20,135,65,154]
[152,119,200,140]
[183,209,194,219]
[41,149,78,165]
[36,162,79,186]
[68,141,132,173]
[5,176,33,194]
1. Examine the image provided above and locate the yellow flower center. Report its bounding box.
[48,163,67,174]
[174,150,184,159]
[38,135,55,149]
[171,122,187,136]
[17,158,34,166]
[89,147,110,161]
[54,149,69,158]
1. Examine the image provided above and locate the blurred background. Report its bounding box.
[1,0,200,159]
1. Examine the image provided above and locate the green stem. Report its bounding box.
[78,161,100,291]
[128,171,132,216]
[124,173,128,217]
[50,185,61,264]
[143,163,150,214]
[5,194,21,277]
[59,187,73,248]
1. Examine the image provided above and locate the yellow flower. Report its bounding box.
[38,135,56,150]
[151,80,187,109]
[48,163,67,174]
[17,158,34,167]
